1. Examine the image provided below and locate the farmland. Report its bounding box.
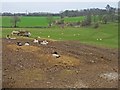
[1,14,118,88]
[1,18,118,88]
[1,2,119,88]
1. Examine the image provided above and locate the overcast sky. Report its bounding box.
[1,2,118,13]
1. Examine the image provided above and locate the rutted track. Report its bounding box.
[2,38,118,88]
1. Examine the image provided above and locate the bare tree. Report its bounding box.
[11,16,21,28]
[47,15,54,27]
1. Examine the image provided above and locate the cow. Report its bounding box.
[25,42,30,46]
[11,31,19,36]
[40,40,48,45]
[33,39,39,43]
[52,52,60,58]
[11,30,31,37]
[17,31,31,37]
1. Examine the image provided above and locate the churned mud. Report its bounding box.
[2,38,118,88]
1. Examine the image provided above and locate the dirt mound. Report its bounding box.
[7,44,80,67]
[37,54,80,67]
[53,55,80,66]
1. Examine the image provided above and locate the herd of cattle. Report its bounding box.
[6,30,60,58]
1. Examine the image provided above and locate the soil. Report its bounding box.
[2,38,118,88]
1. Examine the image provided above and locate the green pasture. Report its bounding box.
[1,16,59,27]
[2,22,118,48]
[1,16,86,27]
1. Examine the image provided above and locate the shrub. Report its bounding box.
[94,22,99,28]
[81,20,90,26]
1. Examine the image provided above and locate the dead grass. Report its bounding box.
[7,44,41,52]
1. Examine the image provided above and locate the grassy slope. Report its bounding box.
[2,23,118,48]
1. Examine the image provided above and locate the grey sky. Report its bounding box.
[2,2,118,13]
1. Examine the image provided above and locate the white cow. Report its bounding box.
[33,39,39,43]
[40,40,48,45]
[25,42,30,46]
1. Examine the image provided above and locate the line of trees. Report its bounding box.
[1,12,60,16]
[1,5,118,17]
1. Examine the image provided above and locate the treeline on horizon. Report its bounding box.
[1,4,119,17]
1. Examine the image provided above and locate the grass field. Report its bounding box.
[1,16,60,27]
[1,16,85,27]
[2,22,118,48]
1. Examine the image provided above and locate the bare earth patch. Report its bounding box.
[2,38,118,88]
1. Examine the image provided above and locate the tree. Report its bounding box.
[102,15,108,24]
[86,14,92,25]
[11,16,21,28]
[105,4,111,12]
[98,14,103,22]
[105,4,116,22]
[81,14,92,26]
[47,15,54,27]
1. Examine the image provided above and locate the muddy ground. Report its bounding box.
[2,38,118,88]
